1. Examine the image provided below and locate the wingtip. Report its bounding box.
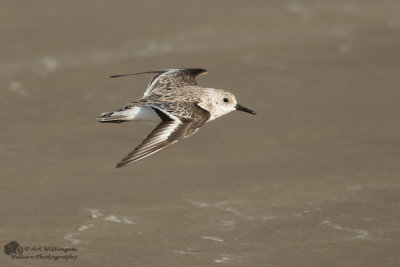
[109,73,137,78]
[115,162,126,168]
[109,70,165,79]
[116,159,135,168]
[109,68,207,79]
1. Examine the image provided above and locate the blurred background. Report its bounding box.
[1,1,400,266]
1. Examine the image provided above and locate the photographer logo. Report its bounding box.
[3,241,78,262]
[4,241,23,255]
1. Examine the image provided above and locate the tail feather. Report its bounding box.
[97,111,128,123]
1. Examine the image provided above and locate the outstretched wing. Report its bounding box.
[110,68,207,96]
[116,102,210,168]
[143,68,207,96]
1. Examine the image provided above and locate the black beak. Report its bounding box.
[235,104,256,115]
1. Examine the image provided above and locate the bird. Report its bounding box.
[97,68,256,168]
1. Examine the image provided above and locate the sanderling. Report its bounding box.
[97,68,255,168]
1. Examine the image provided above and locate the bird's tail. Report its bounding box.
[97,111,128,123]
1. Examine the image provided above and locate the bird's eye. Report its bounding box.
[223,98,229,103]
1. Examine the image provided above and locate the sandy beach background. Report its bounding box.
[1,1,400,266]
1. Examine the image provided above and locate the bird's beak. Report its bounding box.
[235,104,256,115]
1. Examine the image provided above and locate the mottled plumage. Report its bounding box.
[97,68,255,168]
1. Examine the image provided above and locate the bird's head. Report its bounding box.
[206,89,256,121]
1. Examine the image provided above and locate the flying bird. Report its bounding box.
[97,68,255,168]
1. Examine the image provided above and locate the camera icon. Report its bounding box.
[4,241,23,255]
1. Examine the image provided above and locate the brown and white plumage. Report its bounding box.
[97,68,255,168]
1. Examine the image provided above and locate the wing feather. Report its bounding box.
[144,68,207,96]
[115,102,210,168]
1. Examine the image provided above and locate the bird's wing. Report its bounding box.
[143,68,207,96]
[110,68,207,96]
[116,102,210,168]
